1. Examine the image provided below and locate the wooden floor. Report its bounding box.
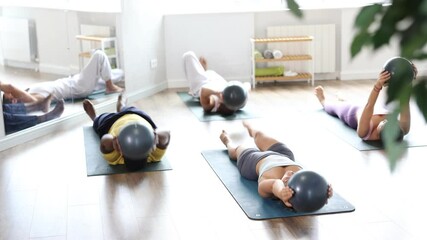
[1,79,427,240]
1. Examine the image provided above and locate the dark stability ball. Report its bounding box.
[287,170,329,212]
[383,57,414,86]
[222,81,248,111]
[118,123,155,163]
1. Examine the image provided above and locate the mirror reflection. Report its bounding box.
[0,6,124,136]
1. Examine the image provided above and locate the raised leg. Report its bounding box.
[242,120,281,151]
[314,86,326,107]
[199,57,207,70]
[37,99,64,123]
[25,94,53,113]
[116,93,127,112]
[83,99,96,120]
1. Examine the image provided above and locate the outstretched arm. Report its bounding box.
[357,71,390,138]
[398,64,417,134]
[399,102,411,134]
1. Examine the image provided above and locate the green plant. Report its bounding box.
[285,0,427,170]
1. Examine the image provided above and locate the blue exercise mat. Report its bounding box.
[308,109,427,151]
[83,126,172,176]
[177,92,259,121]
[202,149,355,220]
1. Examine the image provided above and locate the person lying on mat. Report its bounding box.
[83,93,170,171]
[314,64,417,141]
[2,94,65,134]
[2,50,123,104]
[183,51,250,114]
[219,121,333,209]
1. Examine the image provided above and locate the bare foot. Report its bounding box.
[199,57,207,70]
[314,86,326,106]
[38,99,64,123]
[83,99,96,120]
[106,81,124,94]
[25,94,53,113]
[116,93,127,112]
[242,120,255,138]
[40,94,53,113]
[219,130,231,147]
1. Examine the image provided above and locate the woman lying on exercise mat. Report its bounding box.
[314,62,417,142]
[183,51,250,114]
[220,121,333,211]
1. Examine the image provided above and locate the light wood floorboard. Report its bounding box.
[1,79,426,240]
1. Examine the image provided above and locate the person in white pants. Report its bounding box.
[183,51,249,114]
[3,50,123,104]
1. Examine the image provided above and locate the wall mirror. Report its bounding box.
[0,2,123,146]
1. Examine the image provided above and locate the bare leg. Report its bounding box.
[37,99,64,123]
[242,120,281,151]
[83,99,96,120]
[116,93,127,112]
[105,80,123,94]
[25,94,53,113]
[219,130,240,160]
[199,57,207,70]
[314,86,326,107]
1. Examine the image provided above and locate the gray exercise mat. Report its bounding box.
[201,149,355,220]
[177,92,259,121]
[309,109,427,151]
[83,126,172,176]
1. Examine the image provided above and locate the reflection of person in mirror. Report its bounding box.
[2,50,123,104]
[2,94,65,134]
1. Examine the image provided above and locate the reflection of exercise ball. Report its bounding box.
[287,170,329,212]
[222,81,248,111]
[118,123,155,170]
[383,57,414,86]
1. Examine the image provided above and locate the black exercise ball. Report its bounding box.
[118,123,155,169]
[222,81,248,111]
[383,57,414,86]
[287,170,329,212]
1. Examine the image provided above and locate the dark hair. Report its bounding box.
[124,157,148,171]
[2,94,12,104]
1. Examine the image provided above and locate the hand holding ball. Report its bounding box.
[383,57,414,86]
[287,170,329,212]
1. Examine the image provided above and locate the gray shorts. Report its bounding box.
[237,143,295,181]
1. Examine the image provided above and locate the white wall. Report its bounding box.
[164,12,254,88]
[163,6,426,86]
[0,7,119,76]
[120,0,167,99]
[340,7,398,80]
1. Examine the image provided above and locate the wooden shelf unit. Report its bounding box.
[250,36,314,88]
[76,35,119,69]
